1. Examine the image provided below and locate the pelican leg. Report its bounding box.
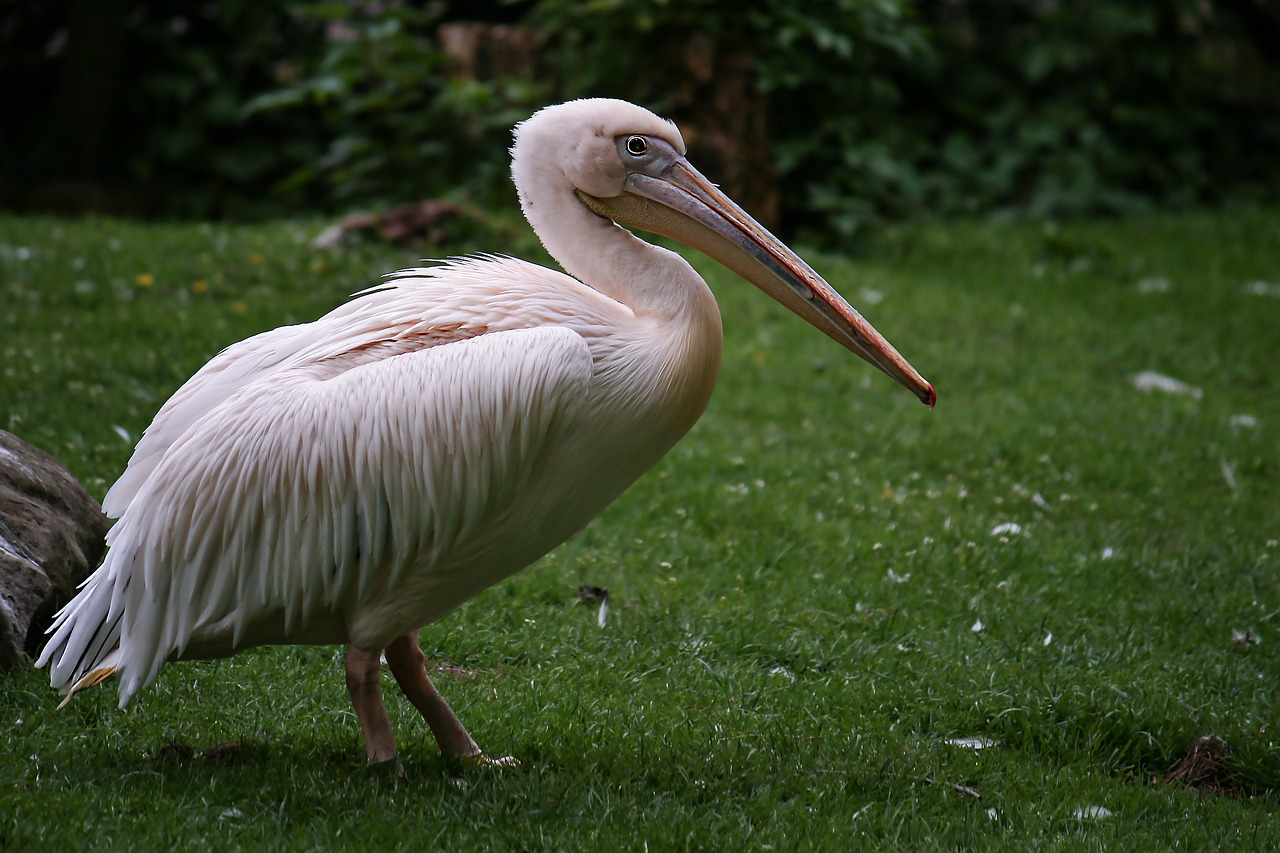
[344,645,402,774]
[385,633,515,767]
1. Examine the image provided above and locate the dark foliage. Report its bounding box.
[533,0,1280,238]
[239,2,547,214]
[1,0,1276,239]
[898,0,1280,221]
[0,0,330,218]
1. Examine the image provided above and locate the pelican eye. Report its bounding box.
[625,135,649,157]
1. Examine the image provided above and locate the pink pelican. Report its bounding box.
[40,99,933,771]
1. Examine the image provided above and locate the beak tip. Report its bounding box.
[921,384,937,408]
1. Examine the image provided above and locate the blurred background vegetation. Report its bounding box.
[2,0,1277,243]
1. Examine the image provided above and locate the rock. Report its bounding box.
[0,430,109,670]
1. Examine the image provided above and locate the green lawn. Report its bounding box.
[1,210,1277,849]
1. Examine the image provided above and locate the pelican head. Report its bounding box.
[514,98,935,407]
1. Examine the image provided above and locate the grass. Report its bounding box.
[1,209,1278,849]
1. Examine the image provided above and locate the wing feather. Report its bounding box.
[101,258,611,518]
[43,326,592,706]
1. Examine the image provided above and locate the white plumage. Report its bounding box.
[40,99,931,769]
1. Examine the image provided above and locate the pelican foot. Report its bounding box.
[470,753,520,769]
[446,751,520,787]
[367,753,405,778]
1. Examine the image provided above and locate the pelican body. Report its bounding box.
[40,99,932,769]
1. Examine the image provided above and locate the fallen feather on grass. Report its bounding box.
[1243,280,1280,297]
[1072,805,1113,820]
[1232,630,1259,648]
[924,777,982,799]
[944,736,996,750]
[577,585,610,627]
[1220,459,1238,493]
[768,666,796,682]
[1131,371,1203,399]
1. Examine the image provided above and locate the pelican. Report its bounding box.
[39,99,933,771]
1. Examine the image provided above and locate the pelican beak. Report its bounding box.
[578,156,935,407]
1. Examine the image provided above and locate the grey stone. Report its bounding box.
[0,430,109,670]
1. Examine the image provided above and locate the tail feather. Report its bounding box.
[38,572,126,704]
[57,652,121,708]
